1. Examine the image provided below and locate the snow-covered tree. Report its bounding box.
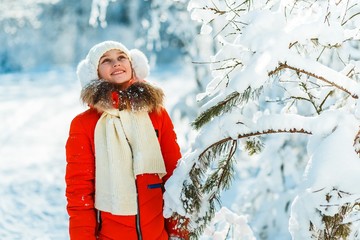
[164,0,360,239]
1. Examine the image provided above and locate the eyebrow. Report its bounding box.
[100,51,126,61]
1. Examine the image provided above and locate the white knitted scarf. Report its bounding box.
[94,109,166,215]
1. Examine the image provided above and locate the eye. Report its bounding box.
[101,58,111,64]
[118,55,127,61]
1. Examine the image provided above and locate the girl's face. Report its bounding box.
[98,49,133,86]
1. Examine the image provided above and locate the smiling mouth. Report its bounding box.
[112,70,125,75]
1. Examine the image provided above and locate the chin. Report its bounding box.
[113,80,126,84]
[111,79,130,84]
[113,79,132,89]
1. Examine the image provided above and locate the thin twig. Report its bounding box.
[269,63,359,99]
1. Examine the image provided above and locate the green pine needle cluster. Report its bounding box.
[182,140,238,238]
[181,87,265,237]
[310,189,359,239]
[192,91,241,130]
[244,137,264,155]
[192,87,262,130]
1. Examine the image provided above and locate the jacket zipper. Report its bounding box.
[135,180,143,240]
[96,210,102,233]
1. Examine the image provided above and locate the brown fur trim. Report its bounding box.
[81,80,164,112]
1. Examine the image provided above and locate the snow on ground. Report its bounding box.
[0,64,195,239]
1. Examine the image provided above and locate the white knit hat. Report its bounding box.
[77,40,150,88]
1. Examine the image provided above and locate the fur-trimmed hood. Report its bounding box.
[81,80,164,112]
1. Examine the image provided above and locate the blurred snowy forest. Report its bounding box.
[0,0,209,76]
[1,0,360,239]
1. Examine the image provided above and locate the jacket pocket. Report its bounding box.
[147,183,162,189]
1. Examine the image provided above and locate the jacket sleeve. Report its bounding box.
[158,108,181,182]
[158,109,189,239]
[65,115,97,240]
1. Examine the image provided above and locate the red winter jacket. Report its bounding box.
[65,107,186,240]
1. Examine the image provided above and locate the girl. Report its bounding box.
[65,41,187,240]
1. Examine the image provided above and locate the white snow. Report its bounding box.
[0,68,80,239]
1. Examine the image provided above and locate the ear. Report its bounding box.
[77,59,98,88]
[129,49,150,80]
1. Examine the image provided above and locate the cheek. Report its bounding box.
[97,66,108,79]
[125,62,133,72]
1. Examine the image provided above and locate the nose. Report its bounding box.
[113,60,121,67]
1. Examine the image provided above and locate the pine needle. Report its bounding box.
[192,87,262,130]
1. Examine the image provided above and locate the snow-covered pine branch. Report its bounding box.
[164,0,360,238]
[269,55,360,99]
